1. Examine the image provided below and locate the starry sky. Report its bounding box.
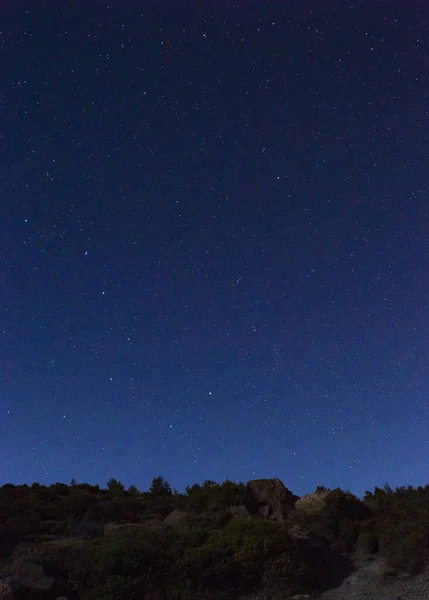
[2,0,429,499]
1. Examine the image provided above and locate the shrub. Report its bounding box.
[0,517,38,560]
[356,530,379,554]
[333,518,361,553]
[76,483,102,493]
[84,500,122,523]
[88,574,138,600]
[62,489,98,516]
[180,518,328,597]
[319,489,370,534]
[182,519,269,594]
[49,482,70,496]
[35,529,183,599]
[379,521,429,574]
[185,479,245,514]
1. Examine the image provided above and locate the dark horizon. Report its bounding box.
[4,476,429,501]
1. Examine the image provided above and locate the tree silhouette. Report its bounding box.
[107,478,125,496]
[149,476,172,496]
[128,485,140,496]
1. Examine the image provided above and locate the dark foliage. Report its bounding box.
[185,479,246,513]
[1,479,429,599]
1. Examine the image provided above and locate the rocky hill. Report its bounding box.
[1,477,428,599]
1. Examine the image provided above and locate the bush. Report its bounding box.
[62,489,98,516]
[333,518,361,553]
[181,510,231,534]
[49,482,71,496]
[180,518,328,597]
[35,529,184,599]
[318,489,370,536]
[84,500,122,523]
[76,483,102,493]
[88,574,138,600]
[185,479,245,514]
[379,521,429,574]
[182,519,269,594]
[0,517,38,560]
[356,530,379,554]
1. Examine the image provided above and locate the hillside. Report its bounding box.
[1,477,429,599]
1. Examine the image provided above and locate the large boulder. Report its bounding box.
[294,489,331,514]
[9,559,55,591]
[0,558,68,600]
[245,478,298,520]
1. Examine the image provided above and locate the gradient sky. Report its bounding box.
[2,0,428,499]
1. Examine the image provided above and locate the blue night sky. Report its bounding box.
[2,0,429,499]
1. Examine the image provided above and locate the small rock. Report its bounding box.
[164,509,187,525]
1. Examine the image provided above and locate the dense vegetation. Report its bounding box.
[1,477,429,599]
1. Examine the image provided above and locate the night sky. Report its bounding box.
[2,1,429,499]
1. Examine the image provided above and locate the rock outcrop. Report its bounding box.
[245,478,298,520]
[164,509,187,526]
[294,488,331,514]
[0,558,68,600]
